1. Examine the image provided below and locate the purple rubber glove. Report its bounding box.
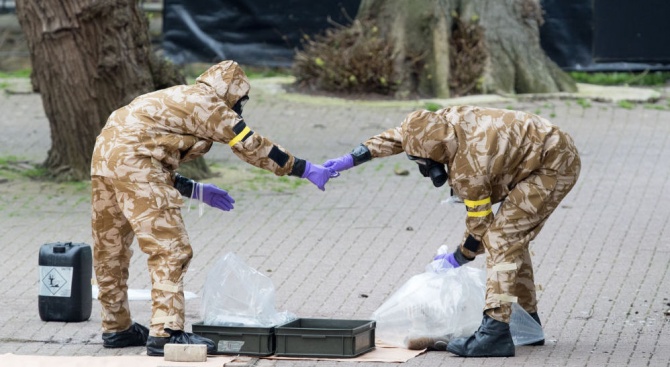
[433,252,461,268]
[323,154,354,172]
[193,183,235,211]
[302,161,338,191]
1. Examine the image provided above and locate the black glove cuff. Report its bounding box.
[173,173,195,197]
[463,234,481,253]
[290,158,307,177]
[454,247,474,265]
[351,144,372,166]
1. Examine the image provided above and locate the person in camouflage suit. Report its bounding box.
[324,105,580,357]
[91,60,336,356]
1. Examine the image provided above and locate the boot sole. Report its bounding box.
[146,347,164,357]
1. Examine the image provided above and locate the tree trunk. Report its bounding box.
[357,0,576,97]
[16,0,211,181]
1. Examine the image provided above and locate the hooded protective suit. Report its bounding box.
[90,61,306,338]
[358,106,581,322]
[91,60,302,182]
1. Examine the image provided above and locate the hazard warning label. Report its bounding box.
[39,266,73,297]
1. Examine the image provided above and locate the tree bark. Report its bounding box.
[16,0,210,181]
[16,0,153,180]
[462,0,575,94]
[357,0,576,97]
[357,0,455,98]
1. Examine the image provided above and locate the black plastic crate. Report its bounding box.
[191,322,275,356]
[275,318,375,358]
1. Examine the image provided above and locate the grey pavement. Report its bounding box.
[0,79,669,367]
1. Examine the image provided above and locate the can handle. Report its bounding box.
[53,242,73,253]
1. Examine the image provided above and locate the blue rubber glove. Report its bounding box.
[433,253,461,268]
[323,154,354,172]
[302,161,338,191]
[193,183,235,211]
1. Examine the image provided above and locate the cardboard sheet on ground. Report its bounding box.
[264,341,426,363]
[0,353,234,367]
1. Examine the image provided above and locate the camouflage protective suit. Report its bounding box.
[362,106,581,323]
[91,61,304,337]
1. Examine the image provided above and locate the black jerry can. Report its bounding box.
[38,242,92,322]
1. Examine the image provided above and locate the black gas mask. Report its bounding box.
[232,95,249,116]
[407,154,448,187]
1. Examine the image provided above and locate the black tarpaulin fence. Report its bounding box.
[162,0,670,71]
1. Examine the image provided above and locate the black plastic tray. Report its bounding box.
[191,322,275,356]
[274,318,375,358]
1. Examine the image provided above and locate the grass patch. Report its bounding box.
[576,98,592,109]
[0,156,49,180]
[617,100,635,110]
[424,102,442,112]
[208,165,307,193]
[570,71,670,86]
[0,68,32,79]
[182,63,290,83]
[643,103,667,111]
[243,66,292,79]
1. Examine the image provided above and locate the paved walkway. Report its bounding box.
[0,80,669,366]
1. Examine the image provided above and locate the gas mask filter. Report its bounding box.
[407,154,448,187]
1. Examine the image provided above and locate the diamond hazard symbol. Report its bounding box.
[42,268,68,296]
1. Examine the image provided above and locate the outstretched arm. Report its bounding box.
[323,126,404,172]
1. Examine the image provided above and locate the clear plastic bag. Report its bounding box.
[372,246,545,349]
[200,252,296,327]
[371,254,487,349]
[510,302,545,346]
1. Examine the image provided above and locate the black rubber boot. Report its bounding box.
[446,315,515,357]
[146,329,216,356]
[102,322,149,348]
[528,312,545,346]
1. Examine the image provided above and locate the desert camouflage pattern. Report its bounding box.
[92,176,191,337]
[91,61,300,337]
[364,106,581,323]
[91,60,298,183]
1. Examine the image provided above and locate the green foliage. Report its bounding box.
[243,66,292,79]
[0,156,48,180]
[576,98,592,109]
[424,102,442,112]
[0,68,32,78]
[617,100,635,110]
[570,71,670,86]
[643,103,667,111]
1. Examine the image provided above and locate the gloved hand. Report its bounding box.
[323,154,354,172]
[302,161,338,191]
[193,183,235,211]
[433,252,461,268]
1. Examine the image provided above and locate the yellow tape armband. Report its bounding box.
[467,209,493,217]
[228,126,251,147]
[464,197,491,208]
